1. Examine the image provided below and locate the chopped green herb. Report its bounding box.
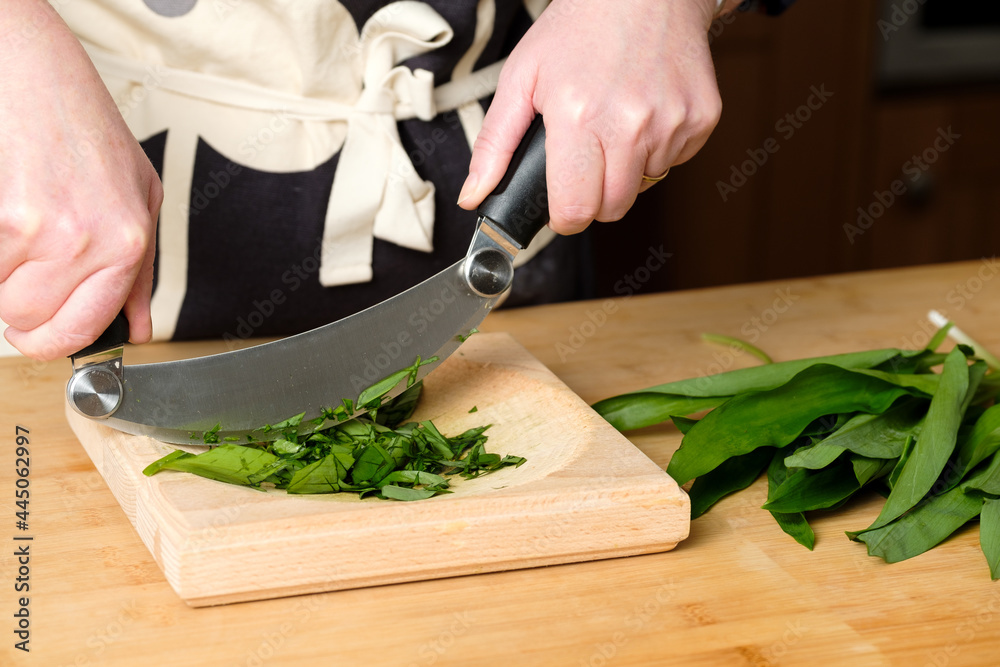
[200,423,222,444]
[456,328,480,343]
[143,362,523,501]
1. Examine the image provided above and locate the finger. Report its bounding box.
[545,124,604,235]
[638,162,671,195]
[596,143,647,222]
[457,63,538,210]
[3,267,131,361]
[0,256,92,331]
[0,218,32,285]
[123,214,158,345]
[666,90,723,168]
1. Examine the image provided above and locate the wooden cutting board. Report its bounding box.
[66,332,688,607]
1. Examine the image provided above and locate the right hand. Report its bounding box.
[0,0,162,361]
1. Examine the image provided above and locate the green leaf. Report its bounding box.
[142,449,193,476]
[200,423,222,444]
[378,470,449,489]
[499,455,527,467]
[357,356,439,407]
[962,448,1000,497]
[247,459,294,486]
[771,511,816,550]
[688,447,773,519]
[701,333,774,364]
[269,412,306,431]
[763,460,863,513]
[286,453,354,494]
[272,438,304,456]
[593,394,725,432]
[855,484,984,563]
[670,415,700,435]
[953,403,1000,482]
[380,485,439,501]
[350,441,398,485]
[593,349,923,432]
[356,368,411,408]
[980,498,1000,580]
[855,347,974,534]
[784,398,926,470]
[851,455,895,486]
[618,348,914,398]
[155,445,279,486]
[417,421,459,459]
[373,381,423,428]
[852,369,939,396]
[926,323,954,352]
[336,419,373,439]
[766,448,815,550]
[667,364,920,485]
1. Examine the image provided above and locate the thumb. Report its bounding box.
[457,64,538,211]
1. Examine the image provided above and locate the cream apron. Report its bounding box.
[53,0,556,341]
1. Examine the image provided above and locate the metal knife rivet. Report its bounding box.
[465,248,514,297]
[67,367,124,419]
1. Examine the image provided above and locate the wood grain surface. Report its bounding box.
[64,333,688,606]
[2,260,1000,665]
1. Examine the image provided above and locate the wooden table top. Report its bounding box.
[3,259,999,666]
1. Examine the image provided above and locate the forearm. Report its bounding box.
[0,0,87,97]
[2,0,73,55]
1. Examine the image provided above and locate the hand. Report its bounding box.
[458,0,723,235]
[0,0,162,361]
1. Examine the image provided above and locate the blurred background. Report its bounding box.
[2,0,998,357]
[591,0,1000,296]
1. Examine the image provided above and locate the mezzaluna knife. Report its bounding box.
[67,116,550,444]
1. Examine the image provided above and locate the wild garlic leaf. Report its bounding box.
[765,448,815,550]
[979,498,1000,580]
[784,398,926,470]
[155,445,279,486]
[617,348,914,399]
[855,347,975,535]
[381,485,439,501]
[952,403,1000,482]
[286,453,354,494]
[594,394,727,432]
[687,447,773,519]
[142,449,192,476]
[667,364,920,485]
[855,484,984,563]
[763,460,863,513]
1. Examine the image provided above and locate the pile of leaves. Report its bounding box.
[594,327,1000,578]
[143,364,525,500]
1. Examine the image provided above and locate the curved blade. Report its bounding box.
[103,254,499,444]
[75,115,550,444]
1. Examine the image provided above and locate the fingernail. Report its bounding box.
[457,173,477,206]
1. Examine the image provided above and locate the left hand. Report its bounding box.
[457,0,723,235]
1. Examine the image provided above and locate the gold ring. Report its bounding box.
[641,167,670,184]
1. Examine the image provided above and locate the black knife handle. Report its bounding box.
[477,115,549,249]
[70,310,129,361]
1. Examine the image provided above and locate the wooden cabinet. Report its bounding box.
[862,95,1000,269]
[591,0,1000,297]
